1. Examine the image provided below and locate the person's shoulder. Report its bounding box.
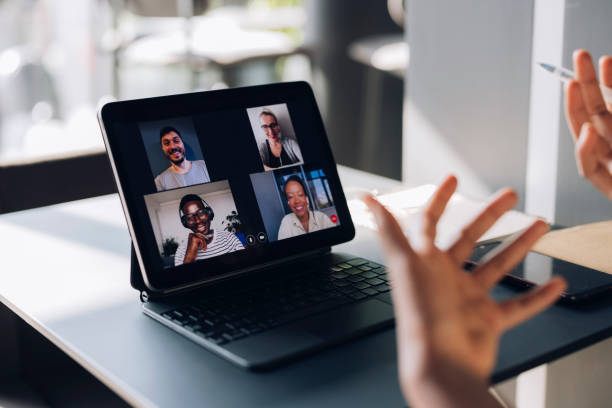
[191,160,209,174]
[279,212,296,226]
[216,229,230,238]
[284,136,298,146]
[174,240,187,266]
[216,230,235,241]
[155,167,173,189]
[278,213,293,232]
[157,166,173,178]
[258,139,268,152]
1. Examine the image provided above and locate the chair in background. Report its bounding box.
[105,0,308,97]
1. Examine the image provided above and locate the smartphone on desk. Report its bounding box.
[467,242,612,303]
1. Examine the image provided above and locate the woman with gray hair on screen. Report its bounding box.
[258,109,303,171]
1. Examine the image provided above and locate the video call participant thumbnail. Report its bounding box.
[175,194,243,266]
[257,109,303,171]
[155,126,210,191]
[278,175,335,240]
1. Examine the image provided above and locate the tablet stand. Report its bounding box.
[130,244,149,301]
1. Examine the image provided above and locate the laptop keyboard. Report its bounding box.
[160,258,390,346]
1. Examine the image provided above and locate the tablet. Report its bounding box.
[470,242,612,303]
[98,82,355,295]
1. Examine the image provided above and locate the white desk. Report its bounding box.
[2,166,612,407]
[0,166,404,407]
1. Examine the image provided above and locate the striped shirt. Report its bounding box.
[174,230,244,266]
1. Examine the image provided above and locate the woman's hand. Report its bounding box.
[565,49,612,200]
[363,175,565,408]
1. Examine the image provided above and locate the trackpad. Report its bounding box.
[297,299,394,340]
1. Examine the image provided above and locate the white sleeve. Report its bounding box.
[154,175,164,191]
[196,160,211,183]
[289,138,303,162]
[174,241,186,266]
[277,215,291,240]
[230,233,244,251]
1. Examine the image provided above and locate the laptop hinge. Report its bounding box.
[137,246,332,303]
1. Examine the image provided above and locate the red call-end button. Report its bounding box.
[330,214,338,223]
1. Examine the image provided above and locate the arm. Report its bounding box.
[285,138,303,163]
[277,215,292,240]
[363,176,565,408]
[183,232,206,264]
[258,141,271,169]
[154,175,164,192]
[564,49,612,200]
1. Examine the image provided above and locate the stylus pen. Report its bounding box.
[538,61,612,102]
[538,62,574,83]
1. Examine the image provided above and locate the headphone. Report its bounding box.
[179,194,214,228]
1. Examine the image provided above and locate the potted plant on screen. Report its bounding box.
[162,237,179,267]
[222,211,246,245]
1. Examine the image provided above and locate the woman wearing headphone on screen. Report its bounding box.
[174,194,244,266]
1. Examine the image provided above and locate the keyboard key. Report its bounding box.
[366,278,385,286]
[352,281,371,290]
[209,336,228,345]
[232,332,247,341]
[160,258,387,346]
[361,288,379,296]
[347,258,368,266]
[373,284,390,293]
[196,329,216,338]
[373,267,386,275]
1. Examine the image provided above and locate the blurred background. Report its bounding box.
[0,0,403,177]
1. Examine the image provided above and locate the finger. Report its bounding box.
[576,123,612,200]
[447,188,518,265]
[414,175,457,245]
[498,277,566,330]
[363,195,415,260]
[565,80,589,140]
[574,50,612,143]
[599,55,612,112]
[472,220,549,289]
[574,50,607,116]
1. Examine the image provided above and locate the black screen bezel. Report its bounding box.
[99,81,355,293]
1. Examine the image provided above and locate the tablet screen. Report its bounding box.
[100,82,354,292]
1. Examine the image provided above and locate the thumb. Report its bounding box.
[362,195,414,260]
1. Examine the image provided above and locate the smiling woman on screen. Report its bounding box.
[277,175,335,240]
